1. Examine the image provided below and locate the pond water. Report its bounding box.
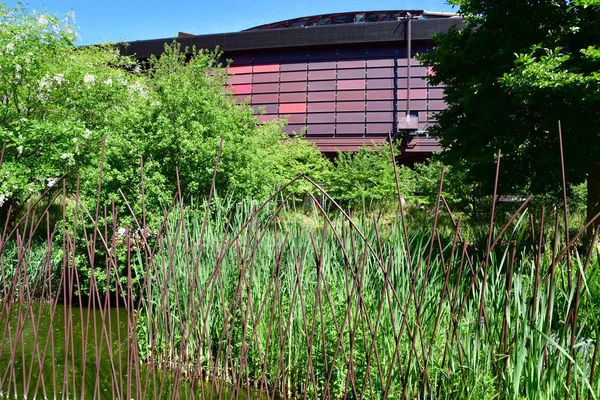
[0,302,262,399]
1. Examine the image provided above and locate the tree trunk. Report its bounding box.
[587,161,600,226]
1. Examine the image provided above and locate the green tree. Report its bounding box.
[420,0,600,221]
[86,43,331,222]
[0,3,134,219]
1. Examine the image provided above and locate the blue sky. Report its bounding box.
[7,0,456,44]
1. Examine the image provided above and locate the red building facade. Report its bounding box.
[123,11,463,162]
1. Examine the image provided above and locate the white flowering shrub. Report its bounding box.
[0,3,135,217]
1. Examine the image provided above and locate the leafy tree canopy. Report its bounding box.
[420,0,600,219]
[0,3,331,225]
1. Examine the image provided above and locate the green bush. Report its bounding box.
[326,144,416,208]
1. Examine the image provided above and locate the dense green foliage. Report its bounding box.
[0,4,333,225]
[420,0,600,218]
[327,144,415,207]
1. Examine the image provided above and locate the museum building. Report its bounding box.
[121,10,463,163]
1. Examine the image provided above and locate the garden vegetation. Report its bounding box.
[0,3,599,399]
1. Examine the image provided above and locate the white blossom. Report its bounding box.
[47,178,58,188]
[15,64,21,73]
[39,75,52,89]
[53,73,64,85]
[6,43,14,55]
[129,81,148,98]
[0,194,6,207]
[83,128,92,139]
[37,16,48,25]
[83,73,95,85]
[103,78,112,86]
[72,137,78,143]
[60,153,73,159]
[64,11,76,23]
[16,145,23,155]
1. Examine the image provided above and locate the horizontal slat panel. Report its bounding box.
[397,88,427,100]
[337,60,366,69]
[228,65,252,74]
[280,71,307,82]
[230,84,252,95]
[336,123,365,134]
[279,103,307,113]
[367,68,394,79]
[308,102,336,112]
[367,112,393,122]
[408,100,428,110]
[397,59,422,67]
[367,59,394,68]
[429,88,444,99]
[253,63,280,73]
[430,99,447,111]
[366,79,393,90]
[280,82,307,92]
[309,61,337,70]
[253,83,279,93]
[366,90,394,100]
[280,92,307,103]
[367,100,393,111]
[307,113,335,123]
[412,67,428,77]
[409,77,428,88]
[285,113,306,124]
[308,91,335,102]
[337,101,365,112]
[366,123,393,133]
[227,74,252,85]
[253,72,280,83]
[337,69,365,79]
[252,93,279,103]
[308,69,336,81]
[280,62,308,71]
[308,80,336,91]
[306,124,335,135]
[337,79,365,90]
[337,90,365,101]
[336,112,365,123]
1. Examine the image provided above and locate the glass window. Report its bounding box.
[334,15,353,24]
[290,20,306,28]
[315,18,331,25]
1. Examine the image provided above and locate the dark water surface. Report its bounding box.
[0,302,260,399]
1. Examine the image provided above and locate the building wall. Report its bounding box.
[225,42,445,153]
